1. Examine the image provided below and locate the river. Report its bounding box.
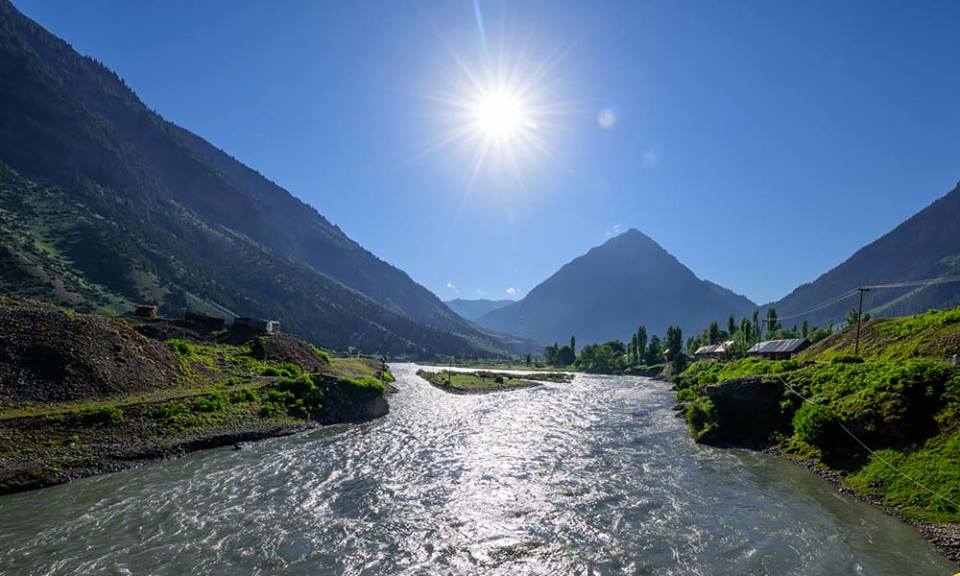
[0,364,953,575]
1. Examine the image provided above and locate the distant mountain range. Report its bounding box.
[444,299,514,321]
[475,229,757,344]
[768,182,960,327]
[0,0,527,358]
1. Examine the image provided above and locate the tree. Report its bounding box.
[765,308,780,334]
[801,319,809,338]
[708,321,720,345]
[570,335,576,356]
[752,309,761,342]
[845,308,871,327]
[557,345,576,366]
[629,333,638,364]
[644,335,662,365]
[665,325,686,372]
[525,354,531,366]
[727,315,737,339]
[636,326,648,364]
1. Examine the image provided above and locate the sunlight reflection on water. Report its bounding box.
[0,364,953,575]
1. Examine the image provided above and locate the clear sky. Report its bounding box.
[15,0,960,305]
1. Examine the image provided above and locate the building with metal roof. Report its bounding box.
[746,338,811,360]
[694,340,735,360]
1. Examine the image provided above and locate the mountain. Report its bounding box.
[769,182,960,327]
[475,229,756,344]
[445,298,514,321]
[0,0,522,358]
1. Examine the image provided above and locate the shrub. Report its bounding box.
[261,366,284,377]
[249,336,267,361]
[77,405,124,426]
[339,376,385,401]
[153,402,190,422]
[167,338,194,356]
[194,393,228,413]
[310,344,331,363]
[792,402,842,448]
[232,388,257,403]
[685,397,716,437]
[832,355,864,364]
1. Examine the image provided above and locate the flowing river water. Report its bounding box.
[0,365,954,575]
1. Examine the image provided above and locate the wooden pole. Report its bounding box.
[855,287,870,355]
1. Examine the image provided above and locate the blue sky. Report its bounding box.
[16,0,960,305]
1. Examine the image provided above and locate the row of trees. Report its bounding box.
[539,307,870,374]
[555,324,687,374]
[685,308,854,357]
[543,336,576,367]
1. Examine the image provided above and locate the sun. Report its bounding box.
[470,88,531,142]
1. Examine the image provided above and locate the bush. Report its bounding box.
[249,337,267,361]
[339,376,385,401]
[831,355,864,364]
[77,405,124,426]
[167,338,194,356]
[792,402,842,448]
[685,397,716,437]
[232,388,257,403]
[310,344,331,363]
[194,393,228,413]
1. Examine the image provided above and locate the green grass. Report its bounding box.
[674,311,960,523]
[845,428,960,522]
[801,307,960,362]
[416,369,538,392]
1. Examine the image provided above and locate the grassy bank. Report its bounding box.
[415,369,569,394]
[0,301,392,493]
[674,308,960,559]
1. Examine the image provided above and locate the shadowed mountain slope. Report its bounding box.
[476,229,756,344]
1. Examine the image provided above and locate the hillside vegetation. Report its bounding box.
[675,308,960,526]
[0,298,393,493]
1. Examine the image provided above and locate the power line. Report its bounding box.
[776,375,960,513]
[770,273,960,324]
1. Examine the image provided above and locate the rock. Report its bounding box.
[701,376,786,446]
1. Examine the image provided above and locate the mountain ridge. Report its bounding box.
[0,0,523,358]
[767,182,960,326]
[476,229,757,344]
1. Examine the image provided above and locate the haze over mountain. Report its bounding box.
[768,182,960,327]
[444,299,514,322]
[0,0,527,358]
[475,229,756,345]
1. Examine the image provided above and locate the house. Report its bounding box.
[694,340,735,361]
[234,317,280,335]
[184,311,227,331]
[133,304,158,319]
[747,338,811,360]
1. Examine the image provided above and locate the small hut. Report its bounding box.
[694,340,735,361]
[234,317,280,335]
[184,311,227,331]
[747,338,811,361]
[133,304,158,319]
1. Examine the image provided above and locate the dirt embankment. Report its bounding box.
[0,305,180,402]
[0,301,390,494]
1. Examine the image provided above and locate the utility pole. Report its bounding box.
[855,287,870,355]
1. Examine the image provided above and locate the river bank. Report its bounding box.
[2,364,952,575]
[0,300,393,494]
[760,445,960,563]
[415,368,572,394]
[673,310,960,566]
